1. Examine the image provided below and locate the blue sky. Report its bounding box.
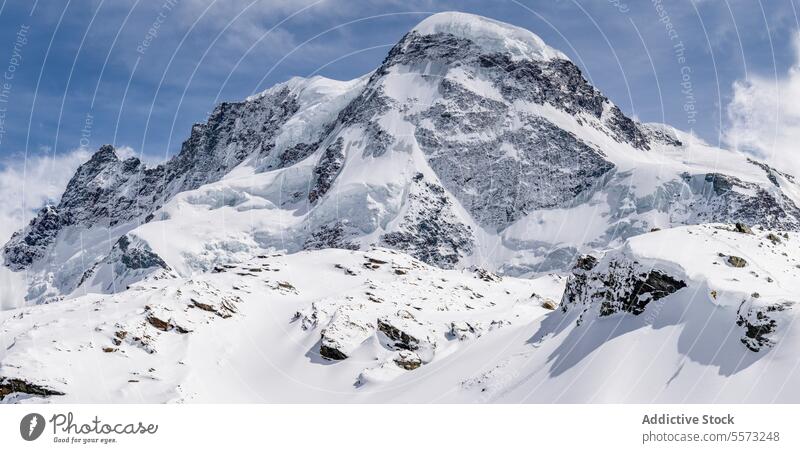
[0,0,798,163]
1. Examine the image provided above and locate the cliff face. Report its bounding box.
[3,84,305,271]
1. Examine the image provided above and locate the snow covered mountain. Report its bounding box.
[2,12,800,403]
[6,11,800,305]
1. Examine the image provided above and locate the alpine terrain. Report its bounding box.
[2,12,799,403]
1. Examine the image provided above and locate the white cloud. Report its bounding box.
[725,32,800,178]
[0,148,92,243]
[0,268,26,310]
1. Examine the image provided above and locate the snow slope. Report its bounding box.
[478,224,800,403]
[1,248,564,402]
[3,225,799,403]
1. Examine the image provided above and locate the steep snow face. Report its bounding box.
[411,11,568,62]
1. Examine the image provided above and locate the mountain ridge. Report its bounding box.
[3,11,800,302]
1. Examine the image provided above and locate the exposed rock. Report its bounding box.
[2,206,64,269]
[747,158,795,187]
[393,350,422,370]
[334,263,357,276]
[304,221,360,251]
[4,85,304,272]
[640,123,683,147]
[318,305,374,360]
[277,281,296,292]
[474,268,501,282]
[415,106,614,229]
[380,174,474,268]
[366,257,388,265]
[677,173,800,231]
[0,377,64,400]
[736,300,794,352]
[378,318,420,350]
[189,296,238,319]
[308,138,345,203]
[727,255,748,268]
[541,299,558,310]
[146,315,172,331]
[448,321,484,341]
[562,258,687,321]
[574,255,598,271]
[319,343,349,361]
[115,235,169,270]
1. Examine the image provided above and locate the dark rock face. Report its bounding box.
[383,31,650,151]
[561,258,687,322]
[277,142,317,168]
[319,343,348,361]
[303,221,360,251]
[415,109,614,228]
[3,86,305,271]
[377,318,420,350]
[115,235,169,270]
[380,31,621,230]
[597,267,686,316]
[308,138,345,203]
[2,206,65,269]
[574,255,598,271]
[766,233,782,244]
[681,173,800,230]
[0,377,64,400]
[380,174,474,268]
[737,301,794,352]
[76,234,172,289]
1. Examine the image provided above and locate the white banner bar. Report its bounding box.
[1,404,798,452]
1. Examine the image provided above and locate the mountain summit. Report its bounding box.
[411,11,568,61]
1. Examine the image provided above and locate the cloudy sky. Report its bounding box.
[0,0,799,239]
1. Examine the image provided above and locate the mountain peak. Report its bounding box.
[89,144,118,164]
[411,12,567,62]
